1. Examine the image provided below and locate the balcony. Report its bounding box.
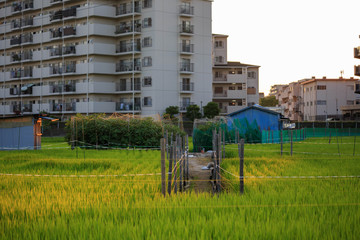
[63,46,76,55]
[213,91,227,98]
[50,63,76,75]
[50,48,62,57]
[10,67,33,79]
[49,84,76,94]
[115,23,141,36]
[180,43,194,54]
[50,0,63,5]
[355,48,360,59]
[116,100,141,112]
[116,42,141,55]
[355,65,360,77]
[116,2,141,17]
[180,63,194,73]
[18,51,33,61]
[116,62,141,73]
[213,76,227,82]
[11,104,21,113]
[180,83,194,92]
[179,5,194,16]
[116,82,141,92]
[51,103,76,112]
[179,24,194,35]
[51,27,76,39]
[179,101,195,111]
[10,37,21,46]
[50,7,77,22]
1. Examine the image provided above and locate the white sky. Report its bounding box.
[212,0,360,95]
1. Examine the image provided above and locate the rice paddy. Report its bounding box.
[0,136,359,239]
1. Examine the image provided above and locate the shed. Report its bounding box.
[0,115,57,150]
[227,105,283,143]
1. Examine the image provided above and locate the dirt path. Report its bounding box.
[188,153,212,193]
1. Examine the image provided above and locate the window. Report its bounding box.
[143,0,152,8]
[142,57,152,67]
[247,71,256,79]
[143,77,152,87]
[347,100,354,105]
[229,86,235,90]
[318,85,327,90]
[142,37,152,47]
[310,101,313,106]
[237,69,242,74]
[143,18,152,28]
[215,72,222,78]
[316,100,327,105]
[238,86,242,90]
[214,87,223,94]
[143,97,152,106]
[215,56,223,63]
[214,41,223,48]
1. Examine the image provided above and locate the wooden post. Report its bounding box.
[186,135,189,184]
[160,138,166,197]
[238,139,244,194]
[353,135,356,157]
[179,136,183,192]
[173,140,178,194]
[167,141,173,195]
[280,130,283,156]
[290,130,293,156]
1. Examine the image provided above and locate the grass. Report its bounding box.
[0,136,359,239]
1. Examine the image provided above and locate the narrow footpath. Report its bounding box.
[188,153,212,193]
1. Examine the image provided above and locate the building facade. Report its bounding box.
[301,77,358,121]
[275,81,302,121]
[212,34,260,115]
[0,0,213,119]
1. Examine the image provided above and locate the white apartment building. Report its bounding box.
[301,77,358,121]
[0,0,213,119]
[212,34,260,115]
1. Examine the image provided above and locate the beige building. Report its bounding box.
[212,34,260,115]
[269,84,287,97]
[301,77,358,121]
[0,0,213,119]
[275,81,302,121]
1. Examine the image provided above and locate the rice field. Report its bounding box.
[0,136,359,239]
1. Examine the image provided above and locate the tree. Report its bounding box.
[186,104,201,122]
[164,106,179,119]
[260,95,278,107]
[203,102,220,119]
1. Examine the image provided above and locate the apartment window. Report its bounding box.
[229,86,235,90]
[248,71,256,79]
[317,85,326,90]
[238,86,243,90]
[143,97,152,107]
[316,100,327,105]
[142,37,152,47]
[214,87,223,94]
[237,69,242,74]
[215,56,223,63]
[143,0,152,8]
[143,77,152,87]
[310,87,313,91]
[142,57,152,67]
[214,41,223,48]
[347,100,354,105]
[215,72,222,78]
[310,101,313,106]
[307,102,309,106]
[143,18,152,28]
[229,71,235,75]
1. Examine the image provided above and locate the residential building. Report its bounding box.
[0,0,213,119]
[212,34,260,115]
[275,81,303,121]
[341,39,360,120]
[301,77,358,121]
[269,84,287,97]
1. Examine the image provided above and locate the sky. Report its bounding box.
[212,0,360,95]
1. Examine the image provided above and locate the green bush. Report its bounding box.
[65,114,185,148]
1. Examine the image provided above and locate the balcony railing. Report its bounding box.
[179,101,195,111]
[11,1,33,13]
[50,0,62,4]
[10,68,33,78]
[10,87,20,95]
[116,62,141,72]
[180,83,194,92]
[22,104,32,112]
[64,27,76,36]
[213,91,227,98]
[116,83,141,92]
[179,24,194,34]
[50,63,76,75]
[50,7,77,21]
[50,48,62,57]
[116,101,141,111]
[11,18,33,29]
[180,63,194,72]
[179,5,194,15]
[63,46,76,55]
[180,43,194,53]
[10,37,21,45]
[213,76,227,82]
[116,42,141,54]
[12,104,21,113]
[115,23,141,34]
[50,27,77,39]
[51,103,76,112]
[50,45,76,57]
[50,84,76,93]
[116,2,141,16]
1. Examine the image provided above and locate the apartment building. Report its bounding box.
[341,39,360,120]
[269,84,287,97]
[275,81,302,121]
[0,0,213,119]
[301,77,358,121]
[212,34,260,115]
